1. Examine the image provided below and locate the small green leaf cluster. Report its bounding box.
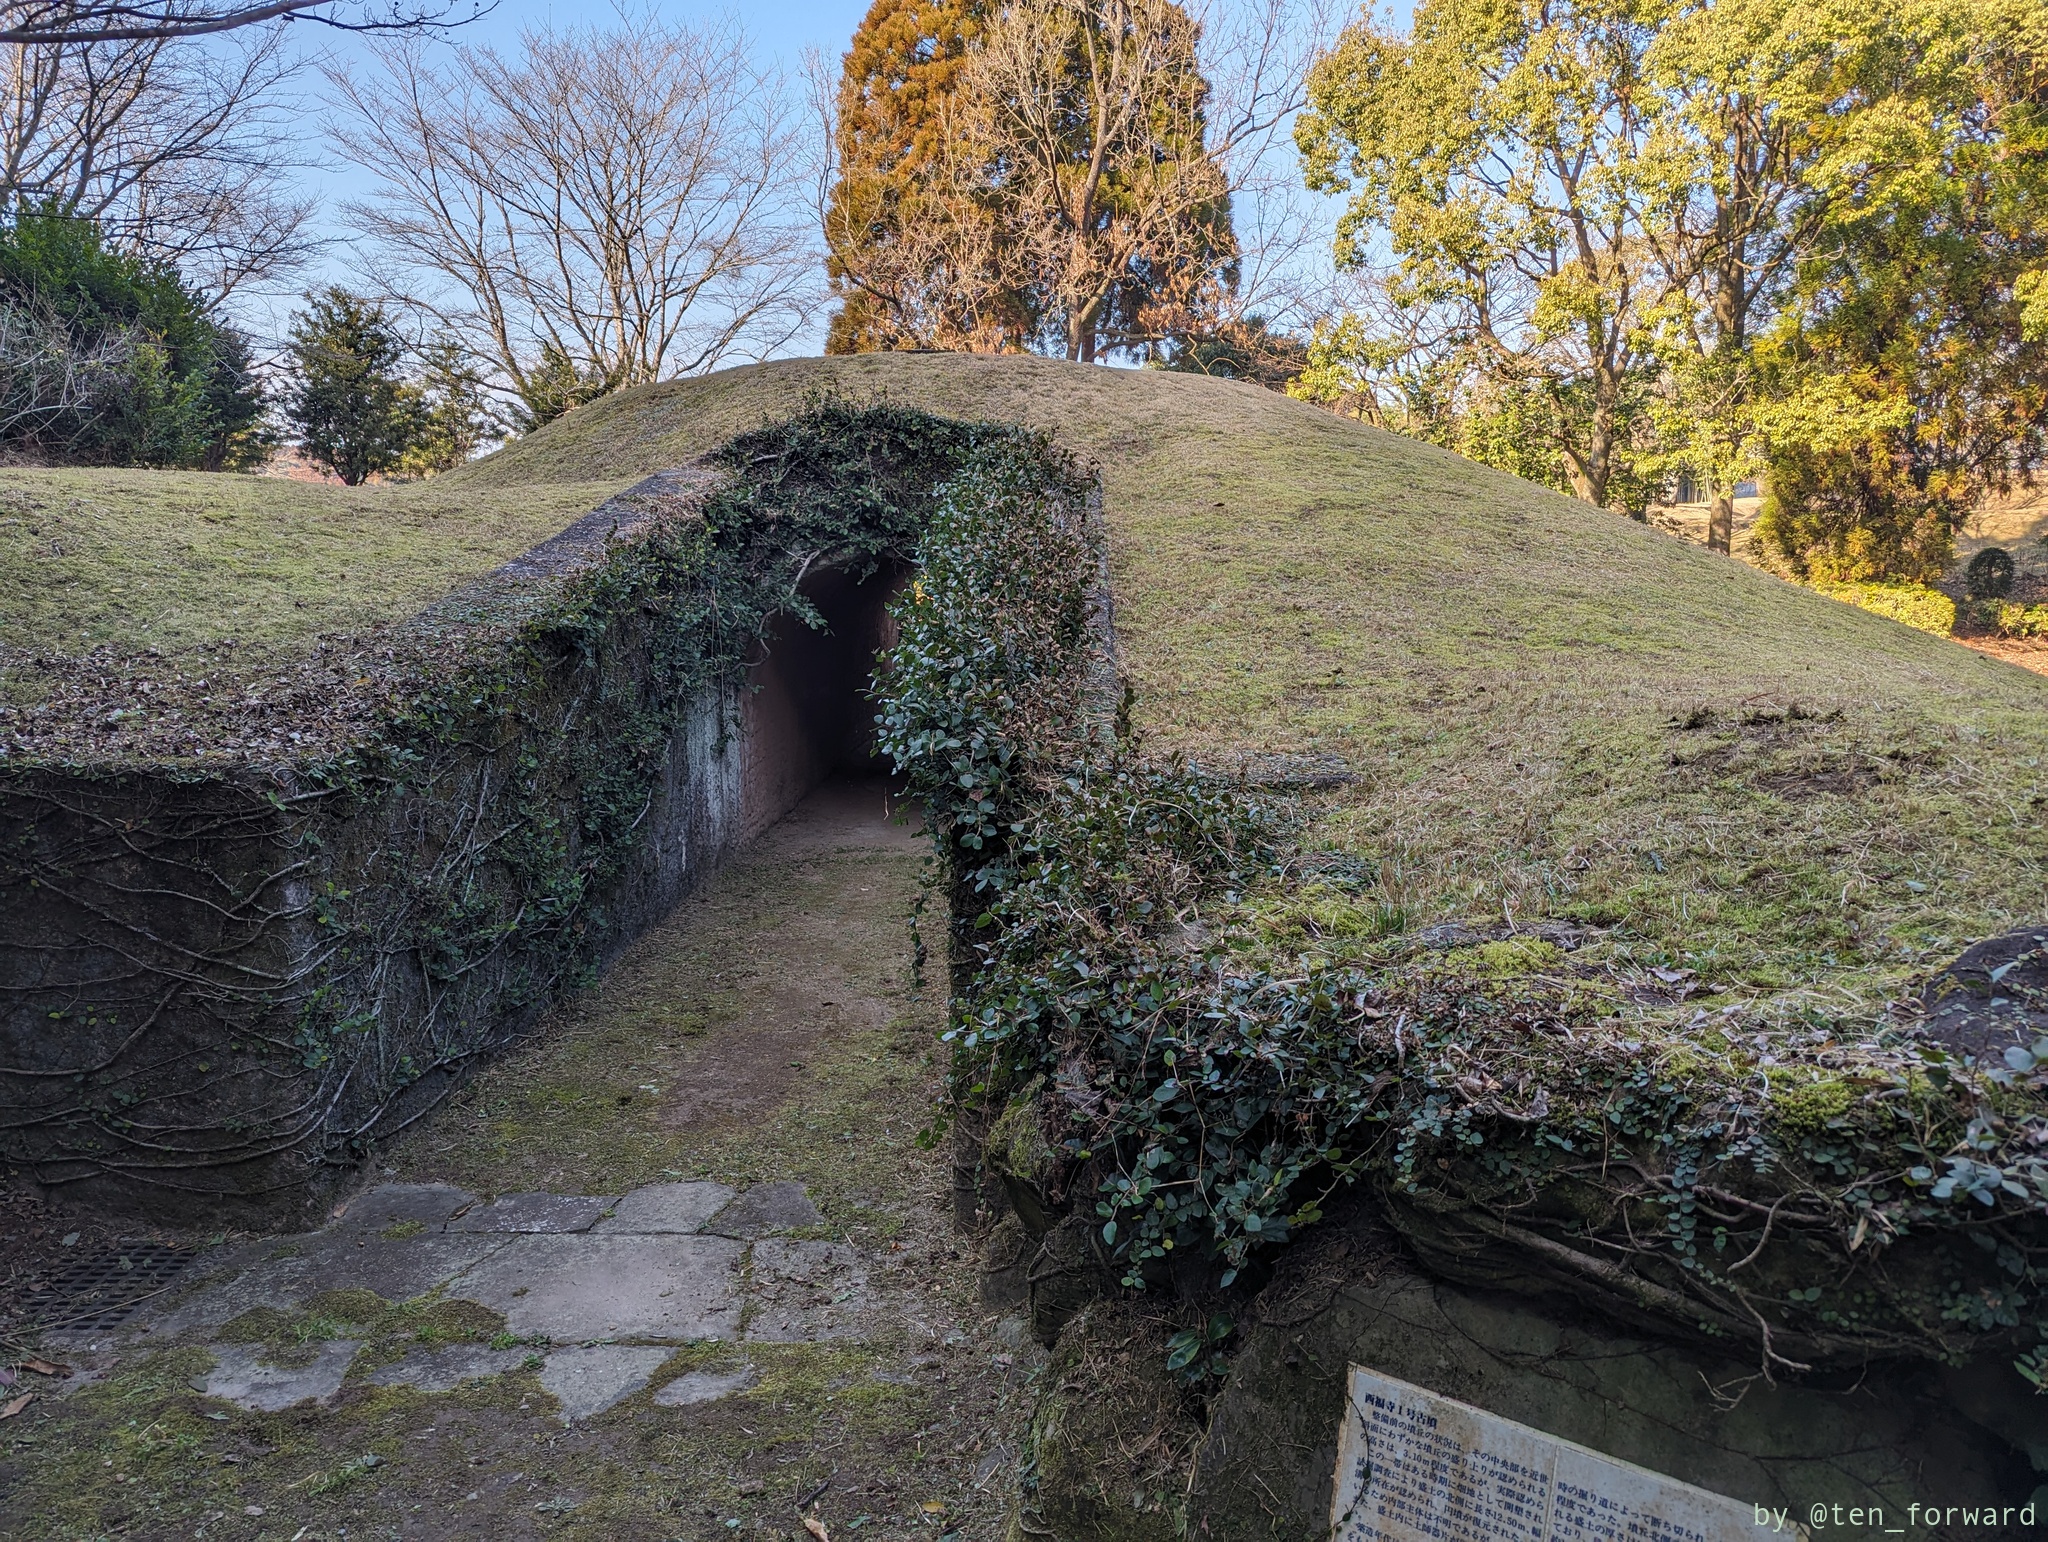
[1163,1314,1233,1385]
[1808,580,1957,636]
[1983,599,2048,639]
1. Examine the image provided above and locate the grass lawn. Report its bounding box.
[6,352,2045,1017]
[0,470,618,660]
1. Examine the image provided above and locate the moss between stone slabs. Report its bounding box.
[0,801,1032,1541]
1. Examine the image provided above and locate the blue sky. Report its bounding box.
[274,1,871,345]
[269,0,1394,353]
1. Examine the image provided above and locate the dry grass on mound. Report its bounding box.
[4,355,2044,1012]
[514,355,2044,1017]
[0,470,617,662]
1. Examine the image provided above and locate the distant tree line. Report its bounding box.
[0,0,2040,586]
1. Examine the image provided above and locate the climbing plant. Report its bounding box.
[0,398,1037,1203]
[874,450,2048,1379]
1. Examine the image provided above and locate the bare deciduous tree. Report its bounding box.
[0,298,137,441]
[0,25,314,298]
[0,0,479,46]
[962,0,1237,361]
[331,12,818,426]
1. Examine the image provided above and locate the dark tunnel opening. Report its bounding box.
[737,559,907,839]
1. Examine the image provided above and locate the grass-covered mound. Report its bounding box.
[0,470,619,761]
[871,445,2045,1384]
[6,355,2044,1370]
[231,356,2048,1012]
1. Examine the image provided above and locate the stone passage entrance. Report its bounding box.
[2,780,1039,1541]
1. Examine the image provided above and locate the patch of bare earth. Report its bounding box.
[1956,631,2048,677]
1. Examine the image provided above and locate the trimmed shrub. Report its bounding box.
[1810,580,1956,636]
[1992,600,2048,639]
[1966,546,2017,599]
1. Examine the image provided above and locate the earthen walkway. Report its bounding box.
[3,782,1034,1542]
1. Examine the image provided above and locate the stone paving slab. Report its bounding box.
[196,1340,362,1413]
[445,1233,746,1341]
[538,1345,674,1421]
[704,1180,823,1239]
[745,1240,870,1342]
[592,1181,736,1234]
[139,1232,512,1339]
[651,1363,759,1408]
[366,1344,529,1393]
[446,1192,616,1234]
[331,1183,477,1232]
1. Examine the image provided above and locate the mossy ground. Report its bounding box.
[395,783,943,1231]
[0,784,1038,1542]
[0,470,615,662]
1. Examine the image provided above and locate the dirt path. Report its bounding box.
[1,780,1037,1542]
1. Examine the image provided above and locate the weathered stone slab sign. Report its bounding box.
[1331,1367,1758,1542]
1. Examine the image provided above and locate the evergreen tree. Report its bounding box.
[398,340,499,477]
[283,288,424,486]
[823,0,1238,361]
[0,210,266,469]
[824,0,997,353]
[1750,0,2048,582]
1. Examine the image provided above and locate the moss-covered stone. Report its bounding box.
[1014,1304,1195,1542]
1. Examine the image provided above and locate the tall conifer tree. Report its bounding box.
[824,0,1004,352]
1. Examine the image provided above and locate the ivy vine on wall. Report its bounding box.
[874,440,2048,1383]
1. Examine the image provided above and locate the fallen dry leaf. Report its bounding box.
[22,1357,70,1378]
[801,1517,830,1542]
[1,1394,33,1419]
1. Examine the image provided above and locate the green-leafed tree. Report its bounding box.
[0,210,266,469]
[1625,0,1856,550]
[1749,0,2048,582]
[1295,0,1664,510]
[397,339,499,478]
[284,288,424,486]
[1297,0,2048,566]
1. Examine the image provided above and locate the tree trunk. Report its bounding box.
[1568,374,1615,508]
[1707,482,1734,554]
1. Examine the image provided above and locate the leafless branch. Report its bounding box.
[0,0,487,47]
[819,0,1339,363]
[330,6,818,423]
[0,20,316,298]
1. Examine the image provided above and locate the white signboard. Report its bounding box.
[1332,1367,1759,1542]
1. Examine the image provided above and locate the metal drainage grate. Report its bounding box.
[21,1242,197,1331]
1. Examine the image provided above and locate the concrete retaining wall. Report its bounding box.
[0,483,904,1227]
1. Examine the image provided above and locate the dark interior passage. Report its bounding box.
[739,560,905,839]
